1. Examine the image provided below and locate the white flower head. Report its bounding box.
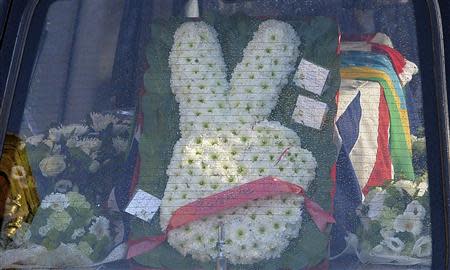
[394,212,423,236]
[112,137,128,153]
[61,124,89,137]
[405,200,426,220]
[383,237,405,253]
[394,180,417,196]
[89,216,111,240]
[71,227,86,240]
[90,112,119,132]
[412,235,432,258]
[26,134,44,146]
[39,155,66,177]
[77,137,102,156]
[41,192,69,211]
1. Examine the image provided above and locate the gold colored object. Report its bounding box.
[0,134,40,240]
[5,195,22,218]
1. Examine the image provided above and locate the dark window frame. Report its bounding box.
[0,0,448,268]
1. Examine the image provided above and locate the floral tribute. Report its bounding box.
[13,192,114,261]
[356,176,431,262]
[160,20,318,264]
[24,112,131,201]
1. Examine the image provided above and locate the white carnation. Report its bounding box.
[41,192,69,211]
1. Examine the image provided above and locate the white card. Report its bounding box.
[125,189,161,223]
[294,59,330,96]
[292,95,328,130]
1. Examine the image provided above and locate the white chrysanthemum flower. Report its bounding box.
[71,227,86,240]
[60,124,89,137]
[394,180,417,196]
[25,134,44,146]
[39,155,66,177]
[41,192,69,211]
[367,190,386,221]
[405,200,426,220]
[47,210,72,232]
[112,137,128,153]
[393,212,423,236]
[89,216,111,240]
[77,241,94,256]
[412,236,432,258]
[383,237,405,253]
[77,138,102,155]
[90,112,119,132]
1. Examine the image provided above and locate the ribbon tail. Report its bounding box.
[304,197,335,232]
[127,234,167,259]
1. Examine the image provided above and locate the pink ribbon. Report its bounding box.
[127,176,335,259]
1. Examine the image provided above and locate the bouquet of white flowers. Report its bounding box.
[0,191,123,268]
[356,176,431,265]
[24,112,132,201]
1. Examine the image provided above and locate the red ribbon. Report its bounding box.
[127,176,335,259]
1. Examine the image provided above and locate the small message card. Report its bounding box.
[292,95,328,130]
[125,189,161,223]
[294,59,330,96]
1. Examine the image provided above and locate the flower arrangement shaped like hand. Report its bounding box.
[160,20,317,264]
